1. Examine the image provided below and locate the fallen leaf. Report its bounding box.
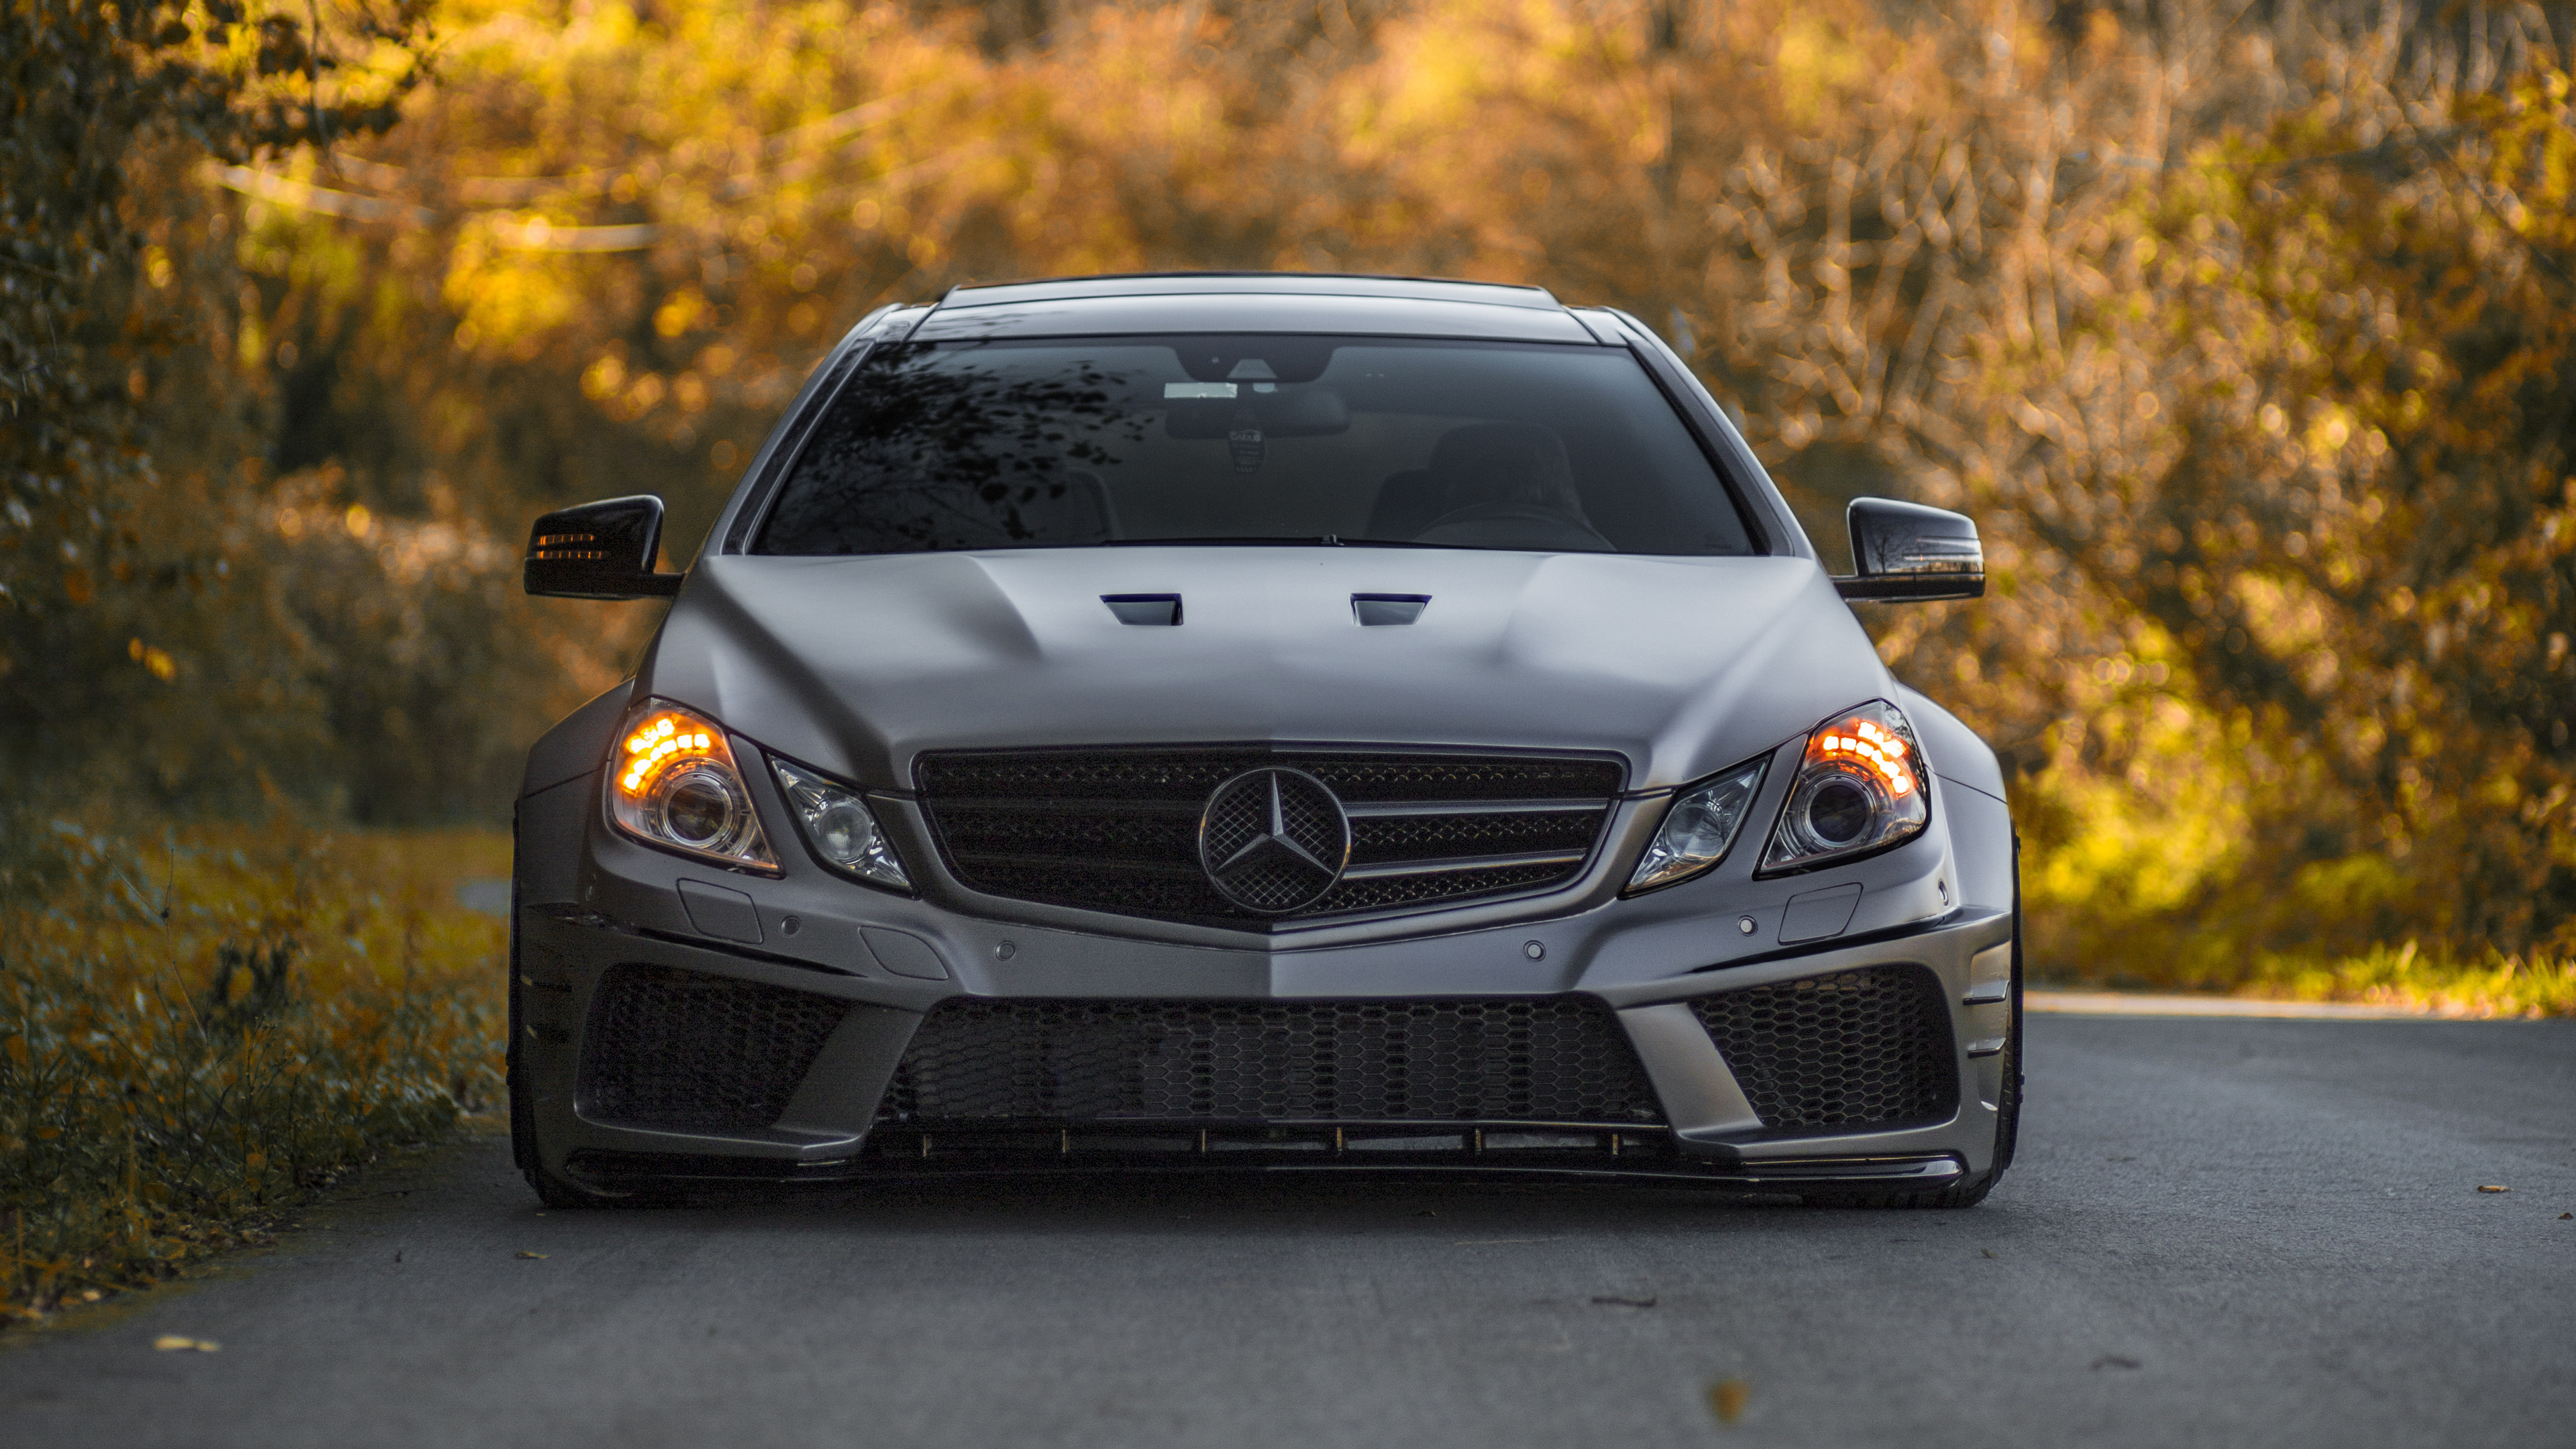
[516,1251,548,1260]
[2559,1212,2571,1220]
[1981,1248,1999,1258]
[2090,1354,2142,1371]
[2477,1185,2510,1193]
[152,1336,219,1352]
[1591,1295,1658,1308]
[1415,1210,1437,1218]
[1707,1378,1750,1426]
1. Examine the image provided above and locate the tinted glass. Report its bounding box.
[753,336,1754,556]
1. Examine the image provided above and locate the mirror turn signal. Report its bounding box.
[525,495,686,599]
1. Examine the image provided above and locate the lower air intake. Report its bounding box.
[1686,965,1957,1132]
[879,998,1667,1126]
[580,965,847,1133]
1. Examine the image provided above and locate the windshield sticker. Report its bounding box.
[1229,413,1265,473]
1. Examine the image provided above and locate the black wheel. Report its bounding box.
[1807,837,2023,1210]
[510,1046,616,1211]
[506,859,666,1210]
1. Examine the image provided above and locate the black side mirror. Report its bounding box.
[1834,497,1984,602]
[524,496,685,600]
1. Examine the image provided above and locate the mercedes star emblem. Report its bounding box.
[1196,767,1353,914]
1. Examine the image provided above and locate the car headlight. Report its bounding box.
[1760,700,1929,873]
[1626,758,1766,894]
[608,700,778,871]
[770,757,912,892]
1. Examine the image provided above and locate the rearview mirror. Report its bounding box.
[1164,386,1352,439]
[524,496,685,599]
[1834,497,1984,602]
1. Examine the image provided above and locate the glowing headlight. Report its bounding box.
[608,701,777,870]
[771,757,910,892]
[1627,757,1768,894]
[1761,700,1929,873]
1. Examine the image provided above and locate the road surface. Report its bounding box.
[4,1014,2570,1448]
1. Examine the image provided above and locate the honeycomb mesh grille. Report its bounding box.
[580,965,847,1133]
[916,747,1623,928]
[1686,966,1957,1131]
[879,998,1667,1126]
[1350,810,1599,861]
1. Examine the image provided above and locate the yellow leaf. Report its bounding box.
[1708,1379,1750,1426]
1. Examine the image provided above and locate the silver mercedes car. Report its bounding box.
[508,272,2021,1209]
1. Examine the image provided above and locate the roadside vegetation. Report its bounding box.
[2082,943,2576,1019]
[0,821,504,1325]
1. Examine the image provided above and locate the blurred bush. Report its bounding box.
[0,818,504,1320]
[4,0,2571,993]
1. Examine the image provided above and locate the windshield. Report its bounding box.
[752,335,1755,556]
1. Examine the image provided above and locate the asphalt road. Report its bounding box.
[5,1015,2571,1449]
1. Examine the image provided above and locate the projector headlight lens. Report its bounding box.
[608,700,777,870]
[1760,700,1930,873]
[771,757,911,892]
[1626,757,1767,894]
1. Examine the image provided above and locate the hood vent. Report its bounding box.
[1102,594,1182,627]
[1352,594,1430,627]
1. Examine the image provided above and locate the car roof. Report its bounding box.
[910,273,1598,345]
[938,271,1566,311]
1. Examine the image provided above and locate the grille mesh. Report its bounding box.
[1350,810,1599,862]
[580,965,847,1133]
[1686,966,1957,1131]
[879,998,1667,1125]
[917,747,1622,927]
[1315,862,1574,912]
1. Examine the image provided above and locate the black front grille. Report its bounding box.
[916,747,1624,927]
[878,998,1668,1126]
[1686,966,1957,1132]
[580,965,848,1133]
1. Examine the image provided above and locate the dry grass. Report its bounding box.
[0,819,506,1325]
[2231,944,2576,1020]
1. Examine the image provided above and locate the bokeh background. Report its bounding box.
[9,0,2576,1006]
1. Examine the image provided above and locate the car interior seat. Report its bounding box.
[1364,470,1442,541]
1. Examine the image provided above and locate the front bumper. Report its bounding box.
[514,784,2015,1194]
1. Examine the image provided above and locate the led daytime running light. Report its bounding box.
[619,715,718,796]
[1811,717,1917,799]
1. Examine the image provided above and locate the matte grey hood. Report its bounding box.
[641,548,1894,792]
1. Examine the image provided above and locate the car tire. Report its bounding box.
[505,869,672,1210]
[1805,838,2024,1210]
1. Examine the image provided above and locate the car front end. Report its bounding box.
[508,274,2021,1207]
